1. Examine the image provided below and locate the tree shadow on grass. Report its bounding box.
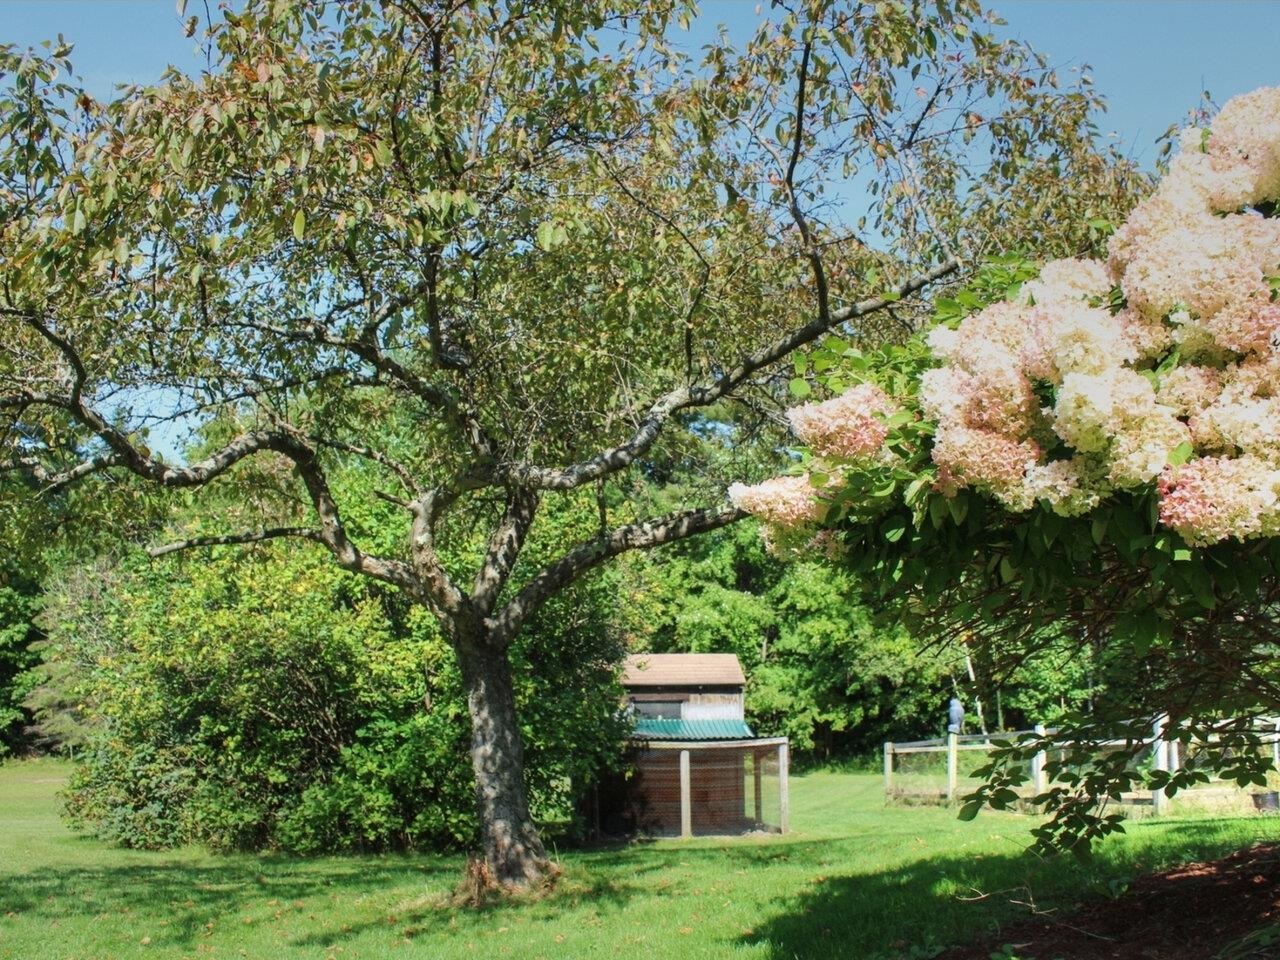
[290,836,840,947]
[738,819,1273,960]
[0,850,459,950]
[0,830,828,953]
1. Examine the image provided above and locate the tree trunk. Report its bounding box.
[455,633,551,890]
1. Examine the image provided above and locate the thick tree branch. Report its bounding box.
[489,504,745,644]
[147,526,325,557]
[1,324,423,598]
[410,491,474,628]
[510,257,957,490]
[1,452,127,492]
[472,487,540,613]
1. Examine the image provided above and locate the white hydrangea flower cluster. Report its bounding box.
[727,474,825,527]
[920,87,1280,540]
[731,87,1280,549]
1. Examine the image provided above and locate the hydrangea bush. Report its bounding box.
[729,88,1280,853]
[734,86,1280,548]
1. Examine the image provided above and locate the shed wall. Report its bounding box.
[631,747,748,836]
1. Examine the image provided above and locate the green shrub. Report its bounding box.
[52,545,625,852]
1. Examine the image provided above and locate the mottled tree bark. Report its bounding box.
[455,632,550,889]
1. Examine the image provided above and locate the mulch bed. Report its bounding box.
[937,843,1280,960]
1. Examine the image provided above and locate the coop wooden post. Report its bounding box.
[679,749,692,839]
[946,732,959,804]
[1031,724,1047,796]
[778,741,790,834]
[1273,719,1279,773]
[883,741,894,801]
[753,749,764,822]
[1152,714,1169,815]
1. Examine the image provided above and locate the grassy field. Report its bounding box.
[1,758,1277,960]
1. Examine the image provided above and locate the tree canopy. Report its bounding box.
[2,0,1146,886]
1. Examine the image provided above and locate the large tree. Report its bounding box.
[1,0,1141,886]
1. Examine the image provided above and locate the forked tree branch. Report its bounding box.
[510,257,958,490]
[472,487,540,613]
[488,504,746,644]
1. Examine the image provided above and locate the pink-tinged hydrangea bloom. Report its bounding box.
[1044,303,1136,378]
[919,367,968,427]
[942,301,1038,364]
[786,383,897,459]
[1202,293,1280,355]
[1052,369,1159,454]
[1022,457,1109,517]
[727,474,824,527]
[1159,456,1280,546]
[1223,353,1280,396]
[1119,213,1278,322]
[1192,383,1280,460]
[1018,257,1112,308]
[931,425,1040,507]
[1116,308,1174,361]
[920,364,1035,436]
[1107,414,1191,486]
[736,86,1280,550]
[1202,87,1280,208]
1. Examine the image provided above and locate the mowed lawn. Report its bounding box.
[2,759,1278,960]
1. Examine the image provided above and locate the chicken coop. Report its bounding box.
[596,653,789,838]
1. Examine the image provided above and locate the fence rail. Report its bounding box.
[884,718,1280,814]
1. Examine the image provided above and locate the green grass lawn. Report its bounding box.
[1,758,1277,960]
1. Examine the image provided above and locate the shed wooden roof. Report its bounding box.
[621,653,745,688]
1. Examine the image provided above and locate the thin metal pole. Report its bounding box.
[883,741,894,802]
[1031,723,1047,796]
[1152,714,1169,815]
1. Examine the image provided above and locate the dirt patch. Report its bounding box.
[937,843,1280,960]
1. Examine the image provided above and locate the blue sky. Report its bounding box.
[2,1,1278,169]
[2,0,1275,458]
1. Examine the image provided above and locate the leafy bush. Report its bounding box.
[51,545,625,852]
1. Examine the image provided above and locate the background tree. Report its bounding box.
[620,520,962,755]
[1,0,1143,886]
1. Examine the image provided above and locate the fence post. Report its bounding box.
[1152,714,1169,815]
[679,749,692,839]
[1273,720,1280,774]
[753,749,764,822]
[778,741,790,834]
[946,732,959,804]
[1031,723,1047,796]
[883,741,894,801]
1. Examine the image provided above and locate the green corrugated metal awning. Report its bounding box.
[631,718,755,741]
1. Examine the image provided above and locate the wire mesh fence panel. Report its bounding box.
[751,749,784,833]
[885,719,1280,816]
[888,744,952,804]
[626,744,786,836]
[887,733,1040,806]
